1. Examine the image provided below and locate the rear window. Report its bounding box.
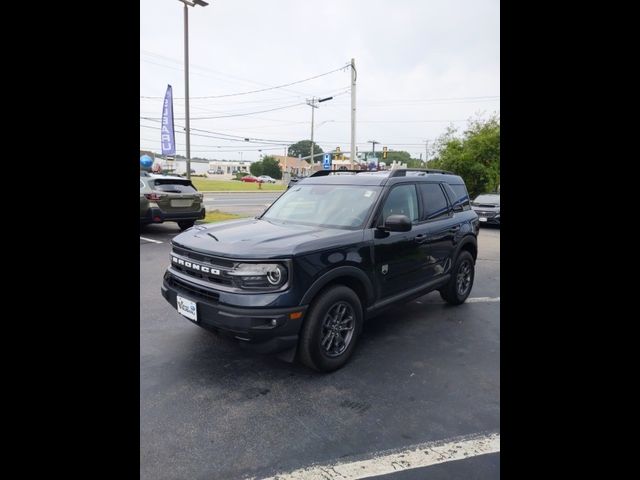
[150,179,197,193]
[449,184,471,210]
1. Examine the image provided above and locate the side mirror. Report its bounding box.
[453,204,464,213]
[382,214,412,232]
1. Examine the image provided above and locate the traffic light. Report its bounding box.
[335,146,341,160]
[382,146,388,159]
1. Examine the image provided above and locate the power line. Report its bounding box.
[141,102,305,121]
[140,89,349,121]
[140,63,349,100]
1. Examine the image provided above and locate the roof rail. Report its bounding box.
[310,169,368,177]
[389,168,455,177]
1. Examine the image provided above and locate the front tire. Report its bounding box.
[177,220,195,231]
[440,250,475,305]
[298,285,363,372]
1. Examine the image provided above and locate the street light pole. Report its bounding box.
[183,2,191,179]
[306,96,333,164]
[179,0,209,180]
[308,97,317,167]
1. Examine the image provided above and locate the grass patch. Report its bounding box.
[191,178,285,192]
[200,209,246,223]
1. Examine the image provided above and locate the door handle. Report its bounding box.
[449,225,461,233]
[414,233,428,244]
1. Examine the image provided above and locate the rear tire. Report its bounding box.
[177,220,195,231]
[440,250,475,305]
[298,285,363,372]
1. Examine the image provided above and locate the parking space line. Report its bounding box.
[140,236,163,244]
[257,431,500,480]
[465,296,500,303]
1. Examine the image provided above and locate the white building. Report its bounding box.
[173,158,209,175]
[208,160,250,174]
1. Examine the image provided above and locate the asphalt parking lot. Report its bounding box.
[140,223,500,480]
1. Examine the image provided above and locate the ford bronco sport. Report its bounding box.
[161,169,479,372]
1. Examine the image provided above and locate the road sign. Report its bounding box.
[323,153,331,170]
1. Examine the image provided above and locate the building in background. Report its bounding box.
[174,158,209,175]
[273,156,319,177]
[207,160,250,174]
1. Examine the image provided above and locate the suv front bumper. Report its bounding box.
[161,273,306,354]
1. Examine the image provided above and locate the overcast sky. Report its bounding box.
[140,0,499,162]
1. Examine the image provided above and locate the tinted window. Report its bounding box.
[450,184,471,210]
[151,179,197,193]
[418,183,450,220]
[380,184,419,224]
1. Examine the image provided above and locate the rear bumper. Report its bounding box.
[141,207,206,224]
[161,273,306,354]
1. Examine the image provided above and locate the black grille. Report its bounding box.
[476,211,497,217]
[172,264,234,286]
[172,246,234,268]
[166,274,220,303]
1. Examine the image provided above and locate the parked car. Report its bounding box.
[162,168,479,371]
[240,175,263,183]
[140,174,205,231]
[471,192,500,225]
[258,175,277,183]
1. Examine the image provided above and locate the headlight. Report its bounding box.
[228,263,288,289]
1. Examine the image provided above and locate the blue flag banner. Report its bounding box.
[161,85,176,156]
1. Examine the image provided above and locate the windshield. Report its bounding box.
[473,194,500,205]
[261,185,382,229]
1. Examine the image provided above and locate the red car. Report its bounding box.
[240,175,263,183]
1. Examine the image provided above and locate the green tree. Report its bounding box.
[287,140,324,162]
[427,115,500,198]
[261,156,282,179]
[249,161,264,177]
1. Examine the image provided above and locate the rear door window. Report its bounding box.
[418,183,450,221]
[150,179,197,193]
[449,184,471,210]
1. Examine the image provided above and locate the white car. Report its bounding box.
[258,175,277,183]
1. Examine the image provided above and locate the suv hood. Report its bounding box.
[172,218,365,259]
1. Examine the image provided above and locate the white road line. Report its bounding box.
[139,236,163,244]
[257,432,499,480]
[465,296,500,303]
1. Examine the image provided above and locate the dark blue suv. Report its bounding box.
[161,169,479,372]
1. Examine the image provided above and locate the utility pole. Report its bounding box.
[306,96,333,164]
[425,140,429,166]
[368,140,379,170]
[350,58,357,168]
[307,97,317,167]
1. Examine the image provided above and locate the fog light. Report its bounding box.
[271,319,277,326]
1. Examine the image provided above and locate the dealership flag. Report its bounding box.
[161,85,176,156]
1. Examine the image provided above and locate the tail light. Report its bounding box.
[145,193,165,201]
